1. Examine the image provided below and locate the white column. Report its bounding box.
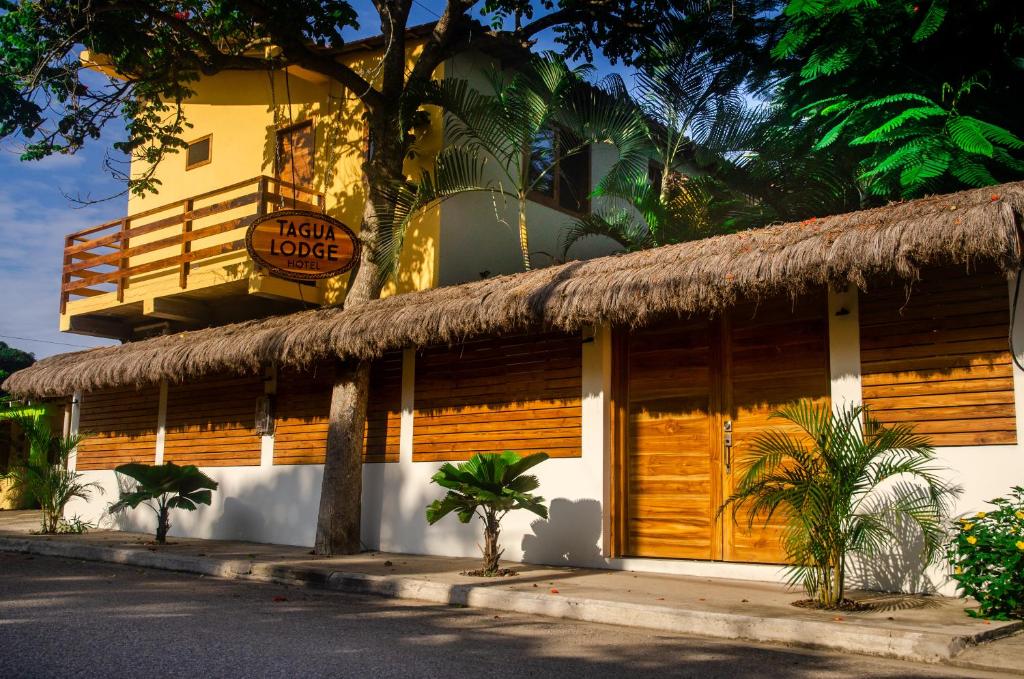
[399,348,416,464]
[828,285,862,411]
[584,324,612,556]
[68,391,82,471]
[260,366,277,467]
[154,380,168,464]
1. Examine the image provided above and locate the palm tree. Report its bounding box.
[111,462,219,544]
[559,30,857,257]
[1,413,100,533]
[429,54,648,270]
[426,451,549,575]
[719,401,958,609]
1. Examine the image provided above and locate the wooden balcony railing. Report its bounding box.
[60,176,324,313]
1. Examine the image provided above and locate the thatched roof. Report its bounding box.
[8,181,1024,398]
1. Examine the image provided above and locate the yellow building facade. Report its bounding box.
[60,42,620,341]
[62,41,444,340]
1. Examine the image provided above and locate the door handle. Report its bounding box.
[723,420,733,471]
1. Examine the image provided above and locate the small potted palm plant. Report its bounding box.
[426,451,549,576]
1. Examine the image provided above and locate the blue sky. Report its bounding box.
[0,1,623,360]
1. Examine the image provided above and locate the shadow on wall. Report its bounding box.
[845,508,944,595]
[521,498,603,568]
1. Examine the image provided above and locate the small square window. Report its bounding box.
[185,135,212,170]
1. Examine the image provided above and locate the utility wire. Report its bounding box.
[0,334,99,349]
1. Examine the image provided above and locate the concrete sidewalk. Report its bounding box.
[1,510,1020,674]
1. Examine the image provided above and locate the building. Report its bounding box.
[62,31,620,342]
[8,181,1024,595]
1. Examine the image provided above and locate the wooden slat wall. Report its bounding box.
[273,354,403,465]
[77,386,159,470]
[860,267,1016,446]
[274,365,334,465]
[163,375,264,467]
[364,353,403,463]
[412,332,582,462]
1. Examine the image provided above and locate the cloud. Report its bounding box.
[0,144,124,360]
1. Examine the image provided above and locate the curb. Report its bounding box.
[3,535,1021,670]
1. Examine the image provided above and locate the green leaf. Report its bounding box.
[913,1,948,42]
[850,106,947,145]
[947,116,994,157]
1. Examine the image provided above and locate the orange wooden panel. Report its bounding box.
[625,318,717,560]
[163,374,263,467]
[412,332,582,462]
[77,385,159,470]
[273,355,403,465]
[725,296,830,565]
[860,267,1016,447]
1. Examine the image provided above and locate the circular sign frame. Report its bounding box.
[245,209,361,281]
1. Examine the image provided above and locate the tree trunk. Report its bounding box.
[313,134,401,556]
[314,358,372,555]
[481,511,503,573]
[517,193,531,270]
[156,504,170,544]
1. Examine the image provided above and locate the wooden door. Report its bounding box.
[624,318,721,559]
[276,121,314,197]
[723,297,831,564]
[620,295,829,564]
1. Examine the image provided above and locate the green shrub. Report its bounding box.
[947,486,1024,620]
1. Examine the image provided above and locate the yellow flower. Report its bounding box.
[1016,511,1024,520]
[967,536,978,545]
[976,512,987,519]
[955,566,963,574]
[962,523,974,531]
[1017,541,1024,551]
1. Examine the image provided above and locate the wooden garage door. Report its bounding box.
[624,318,719,559]
[619,295,830,564]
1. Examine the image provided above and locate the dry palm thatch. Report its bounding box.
[6,181,1023,398]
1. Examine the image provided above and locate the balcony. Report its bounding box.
[60,176,326,340]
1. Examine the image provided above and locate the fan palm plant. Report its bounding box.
[719,400,958,608]
[426,451,549,575]
[1,413,100,533]
[111,462,218,544]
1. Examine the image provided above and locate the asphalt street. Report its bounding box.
[0,553,1003,678]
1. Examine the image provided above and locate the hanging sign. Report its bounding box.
[245,210,360,281]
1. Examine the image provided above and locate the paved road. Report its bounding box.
[0,553,1001,679]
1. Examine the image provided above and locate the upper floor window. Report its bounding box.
[276,120,315,188]
[528,127,591,215]
[185,134,212,170]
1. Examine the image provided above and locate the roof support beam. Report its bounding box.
[144,296,211,325]
[65,315,130,341]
